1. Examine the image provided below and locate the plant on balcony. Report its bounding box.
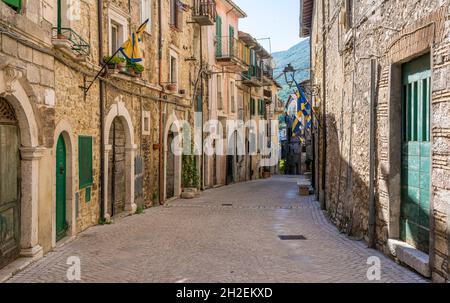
[125,61,145,77]
[103,55,126,70]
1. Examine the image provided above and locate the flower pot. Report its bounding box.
[166,83,177,92]
[127,67,136,77]
[181,188,198,199]
[262,171,271,179]
[56,33,67,40]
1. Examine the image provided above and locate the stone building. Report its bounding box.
[302,0,450,281]
[0,0,204,271]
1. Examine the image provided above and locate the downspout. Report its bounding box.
[368,58,377,248]
[320,0,327,210]
[200,26,205,190]
[98,0,105,220]
[158,0,164,204]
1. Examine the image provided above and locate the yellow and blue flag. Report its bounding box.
[292,77,312,130]
[120,19,149,62]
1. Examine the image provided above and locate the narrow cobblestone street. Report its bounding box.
[6,177,426,283]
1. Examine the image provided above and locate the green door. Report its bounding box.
[56,135,67,241]
[401,54,431,253]
[0,98,20,269]
[216,15,222,57]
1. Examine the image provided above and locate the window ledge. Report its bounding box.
[387,239,431,278]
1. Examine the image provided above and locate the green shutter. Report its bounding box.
[229,26,235,55]
[216,15,222,57]
[3,0,21,11]
[78,136,93,189]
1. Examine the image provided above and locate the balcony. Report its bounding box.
[242,65,262,87]
[264,89,272,101]
[52,28,90,61]
[192,0,217,26]
[215,36,248,72]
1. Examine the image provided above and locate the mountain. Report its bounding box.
[272,38,310,103]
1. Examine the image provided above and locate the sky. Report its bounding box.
[233,0,303,53]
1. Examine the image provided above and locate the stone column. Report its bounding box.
[19,147,45,259]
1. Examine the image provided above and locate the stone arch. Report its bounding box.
[0,64,44,260]
[163,111,183,201]
[52,119,76,246]
[103,97,137,218]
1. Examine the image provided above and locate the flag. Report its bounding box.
[119,19,149,62]
[292,77,312,130]
[292,115,302,137]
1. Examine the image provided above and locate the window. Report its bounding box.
[345,0,353,29]
[3,0,21,13]
[170,0,182,29]
[142,111,151,136]
[217,75,223,110]
[230,81,235,113]
[108,9,128,54]
[250,98,255,116]
[78,136,93,189]
[169,51,178,86]
[141,0,151,33]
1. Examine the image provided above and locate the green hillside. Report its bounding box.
[272,38,310,104]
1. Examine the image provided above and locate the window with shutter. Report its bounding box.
[216,15,222,57]
[78,136,93,189]
[3,0,21,12]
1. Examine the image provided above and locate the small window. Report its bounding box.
[170,55,178,85]
[217,75,223,110]
[230,81,235,113]
[170,0,182,29]
[78,136,93,189]
[142,111,151,136]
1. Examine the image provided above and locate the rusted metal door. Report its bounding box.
[0,98,20,269]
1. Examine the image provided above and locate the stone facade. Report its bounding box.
[307,0,450,281]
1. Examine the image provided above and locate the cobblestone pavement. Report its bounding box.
[7,176,427,283]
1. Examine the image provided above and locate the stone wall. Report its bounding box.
[311,0,450,281]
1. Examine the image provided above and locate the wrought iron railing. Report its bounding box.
[52,27,90,56]
[193,0,217,19]
[216,36,247,65]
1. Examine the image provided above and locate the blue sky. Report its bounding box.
[233,0,302,53]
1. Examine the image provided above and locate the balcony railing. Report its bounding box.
[192,0,217,26]
[263,65,273,79]
[216,36,247,66]
[52,27,90,56]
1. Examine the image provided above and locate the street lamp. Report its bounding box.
[283,64,296,88]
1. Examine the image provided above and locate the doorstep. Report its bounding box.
[388,239,431,278]
[0,255,40,283]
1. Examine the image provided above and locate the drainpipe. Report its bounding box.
[320,0,327,210]
[200,26,205,190]
[158,0,164,204]
[368,58,377,248]
[98,0,105,220]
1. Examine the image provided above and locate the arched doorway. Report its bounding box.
[166,131,175,199]
[0,98,20,268]
[108,117,127,217]
[55,135,67,241]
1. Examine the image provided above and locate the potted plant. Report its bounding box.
[125,61,145,77]
[103,55,125,70]
[262,167,271,179]
[181,154,200,199]
[166,83,177,92]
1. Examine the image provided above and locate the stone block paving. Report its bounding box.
[7,176,427,283]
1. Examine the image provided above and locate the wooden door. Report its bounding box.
[0,98,20,269]
[55,135,67,241]
[401,54,431,253]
